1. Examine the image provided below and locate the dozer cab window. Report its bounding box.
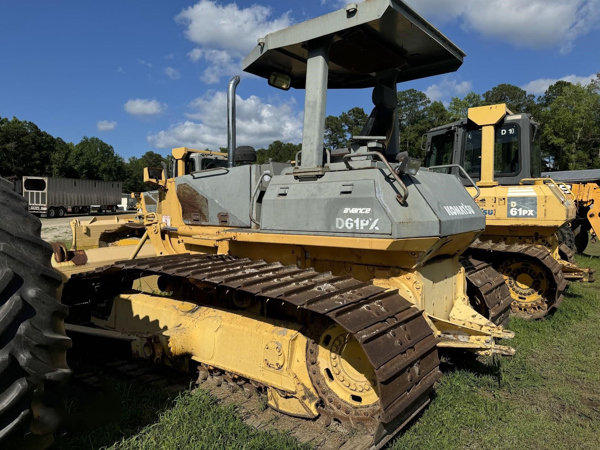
[494,123,520,175]
[201,158,228,170]
[185,155,228,174]
[464,129,482,177]
[464,124,521,178]
[426,132,454,168]
[530,123,542,177]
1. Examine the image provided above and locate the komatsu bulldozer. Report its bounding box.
[55,2,514,448]
[423,103,594,321]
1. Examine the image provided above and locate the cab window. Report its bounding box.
[185,158,196,174]
[426,132,454,167]
[530,124,542,177]
[464,124,520,178]
[201,158,228,170]
[464,129,482,177]
[495,124,520,175]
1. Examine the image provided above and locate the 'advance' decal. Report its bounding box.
[336,206,380,231]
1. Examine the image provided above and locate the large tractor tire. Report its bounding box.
[0,178,71,449]
[572,223,589,254]
[556,224,576,252]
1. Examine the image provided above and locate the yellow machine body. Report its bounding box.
[70,214,140,250]
[425,104,593,319]
[569,182,600,241]
[134,151,513,356]
[466,105,584,277]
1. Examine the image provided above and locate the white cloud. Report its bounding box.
[176,1,293,83]
[188,48,203,62]
[97,120,117,131]
[164,67,181,80]
[148,91,302,150]
[116,66,125,74]
[321,0,349,8]
[425,78,473,102]
[409,0,600,53]
[165,53,175,60]
[137,59,153,68]
[323,0,600,53]
[200,50,240,84]
[124,99,166,116]
[522,73,597,95]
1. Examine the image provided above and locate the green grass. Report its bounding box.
[394,242,600,450]
[54,243,600,450]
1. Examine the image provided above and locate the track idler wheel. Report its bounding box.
[307,323,380,428]
[497,258,551,320]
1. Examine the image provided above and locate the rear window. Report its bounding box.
[24,179,46,191]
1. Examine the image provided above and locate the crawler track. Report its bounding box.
[62,253,443,449]
[468,239,568,320]
[462,256,512,326]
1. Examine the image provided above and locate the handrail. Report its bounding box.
[250,171,271,227]
[343,151,408,204]
[295,149,330,166]
[520,177,568,202]
[427,164,481,200]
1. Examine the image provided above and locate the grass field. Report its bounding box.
[54,243,600,450]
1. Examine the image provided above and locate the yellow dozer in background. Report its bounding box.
[52,2,514,448]
[541,169,600,254]
[424,103,594,321]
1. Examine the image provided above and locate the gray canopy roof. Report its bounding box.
[243,0,465,89]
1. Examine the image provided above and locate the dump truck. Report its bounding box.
[23,176,122,218]
[54,2,514,448]
[423,104,593,321]
[541,169,600,253]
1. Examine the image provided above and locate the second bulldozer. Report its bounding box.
[423,103,593,321]
[56,2,513,449]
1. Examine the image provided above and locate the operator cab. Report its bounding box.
[424,109,542,185]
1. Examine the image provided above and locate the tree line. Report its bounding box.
[0,116,167,192]
[2,74,599,187]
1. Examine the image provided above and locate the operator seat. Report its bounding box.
[359,85,397,139]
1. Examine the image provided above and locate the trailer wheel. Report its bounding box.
[0,179,71,449]
[111,205,117,213]
[47,208,56,219]
[72,206,80,215]
[57,208,65,218]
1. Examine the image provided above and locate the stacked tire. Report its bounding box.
[0,178,71,449]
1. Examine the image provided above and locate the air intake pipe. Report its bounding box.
[227,75,240,168]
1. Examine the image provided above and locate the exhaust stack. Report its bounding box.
[227,75,240,168]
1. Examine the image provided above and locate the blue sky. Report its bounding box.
[0,0,598,160]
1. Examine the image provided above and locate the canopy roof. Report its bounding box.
[243,0,465,89]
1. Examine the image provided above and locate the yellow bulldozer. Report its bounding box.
[423,103,594,321]
[51,1,515,448]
